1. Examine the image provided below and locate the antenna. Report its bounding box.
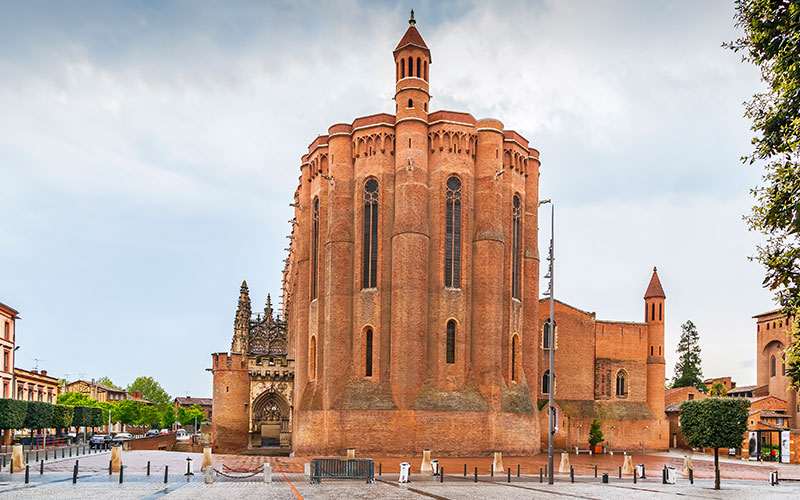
[33,358,44,370]
[78,372,86,380]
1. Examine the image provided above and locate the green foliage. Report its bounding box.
[51,405,74,429]
[116,399,142,426]
[0,399,27,429]
[97,376,121,390]
[127,376,171,410]
[162,406,176,428]
[89,407,104,427]
[71,406,95,427]
[728,1,800,388]
[709,382,728,396]
[57,392,98,407]
[24,401,53,430]
[672,320,705,390]
[680,398,749,449]
[177,404,206,427]
[588,418,604,447]
[138,405,162,428]
[98,401,118,426]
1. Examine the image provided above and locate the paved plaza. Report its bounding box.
[0,450,798,499]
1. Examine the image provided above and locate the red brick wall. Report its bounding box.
[211,353,250,453]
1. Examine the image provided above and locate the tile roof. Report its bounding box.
[175,397,212,406]
[644,267,665,298]
[395,25,429,53]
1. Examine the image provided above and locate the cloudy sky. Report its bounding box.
[0,0,772,398]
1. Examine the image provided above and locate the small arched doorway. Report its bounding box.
[252,390,291,448]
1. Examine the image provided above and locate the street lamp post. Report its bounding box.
[576,424,582,453]
[642,425,649,457]
[610,425,615,455]
[539,199,554,484]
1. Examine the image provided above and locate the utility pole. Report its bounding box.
[539,199,554,484]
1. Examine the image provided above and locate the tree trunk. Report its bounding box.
[714,447,720,490]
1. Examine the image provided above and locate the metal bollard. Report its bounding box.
[379,463,381,476]
[641,464,646,479]
[109,460,112,475]
[517,464,520,477]
[464,463,467,476]
[40,460,43,475]
[35,451,39,462]
[474,466,478,483]
[619,466,622,479]
[540,467,543,483]
[26,452,29,464]
[595,464,597,477]
[147,461,151,476]
[119,466,123,484]
[72,462,78,484]
[507,468,510,483]
[490,463,493,477]
[62,448,64,459]
[69,447,72,458]
[662,466,666,484]
[570,466,574,483]
[164,465,169,483]
[25,465,29,484]
[689,468,693,484]
[633,470,637,484]
[440,466,443,483]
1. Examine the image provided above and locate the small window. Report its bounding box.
[688,393,694,400]
[416,57,421,78]
[658,303,662,321]
[650,346,654,356]
[542,370,553,394]
[615,370,627,397]
[424,102,427,112]
[543,319,556,349]
[401,58,405,78]
[408,56,413,77]
[408,99,413,108]
[424,60,428,80]
[651,303,655,321]
[771,355,776,377]
[365,328,373,377]
[310,335,317,380]
[511,334,520,382]
[446,320,455,364]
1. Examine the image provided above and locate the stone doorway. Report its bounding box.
[252,390,291,449]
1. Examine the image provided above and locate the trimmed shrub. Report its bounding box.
[24,401,53,430]
[0,399,27,429]
[51,405,74,430]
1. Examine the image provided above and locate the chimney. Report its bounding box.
[41,370,47,376]
[32,369,38,374]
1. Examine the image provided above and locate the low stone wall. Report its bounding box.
[123,433,176,451]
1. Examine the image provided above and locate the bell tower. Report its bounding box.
[644,267,666,418]
[393,9,431,119]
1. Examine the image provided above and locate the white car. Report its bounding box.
[175,429,190,441]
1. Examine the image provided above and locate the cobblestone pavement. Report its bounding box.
[1,450,799,499]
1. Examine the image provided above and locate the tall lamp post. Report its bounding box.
[539,199,554,484]
[642,425,649,457]
[609,425,615,455]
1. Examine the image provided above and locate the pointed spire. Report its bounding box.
[394,11,430,56]
[409,9,415,26]
[265,294,274,322]
[232,280,252,354]
[644,267,666,299]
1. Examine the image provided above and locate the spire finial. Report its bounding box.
[409,9,415,26]
[653,266,657,272]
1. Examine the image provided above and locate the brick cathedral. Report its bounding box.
[211,13,668,455]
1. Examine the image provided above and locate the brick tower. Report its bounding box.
[644,267,666,419]
[287,12,541,456]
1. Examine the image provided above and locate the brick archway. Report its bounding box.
[252,390,291,448]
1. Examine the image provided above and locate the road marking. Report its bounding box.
[275,458,305,500]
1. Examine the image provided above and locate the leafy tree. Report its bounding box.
[89,407,104,428]
[588,418,604,447]
[24,401,53,435]
[116,399,142,427]
[97,376,121,390]
[680,398,750,489]
[57,391,98,407]
[138,405,162,429]
[71,406,93,428]
[709,382,728,396]
[0,399,27,443]
[98,401,119,428]
[127,376,171,410]
[672,320,705,390]
[728,1,800,387]
[162,406,176,428]
[51,405,74,432]
[177,404,206,428]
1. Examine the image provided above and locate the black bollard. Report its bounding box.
[147,461,151,476]
[464,463,466,476]
[378,463,381,476]
[570,466,574,483]
[618,466,622,479]
[662,466,666,484]
[25,465,29,484]
[641,464,646,479]
[595,464,597,478]
[474,466,477,483]
[40,459,44,475]
[633,470,637,484]
[440,466,444,483]
[689,468,693,484]
[10,459,13,474]
[26,452,29,464]
[69,447,72,458]
[119,465,123,484]
[109,460,112,475]
[72,462,78,484]
[164,465,169,483]
[517,464,520,477]
[62,448,64,459]
[490,463,493,477]
[507,468,511,483]
[545,464,548,476]
[35,451,39,462]
[539,467,543,483]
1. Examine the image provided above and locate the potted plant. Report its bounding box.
[588,418,604,454]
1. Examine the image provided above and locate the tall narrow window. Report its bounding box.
[542,370,553,394]
[365,328,373,377]
[771,355,776,377]
[312,197,319,300]
[408,56,413,77]
[401,58,405,78]
[651,303,655,321]
[424,60,428,80]
[658,303,662,321]
[363,179,379,288]
[542,319,555,349]
[446,320,455,364]
[310,336,317,380]
[511,335,520,382]
[445,176,462,288]
[616,370,627,397]
[416,57,421,78]
[512,195,522,299]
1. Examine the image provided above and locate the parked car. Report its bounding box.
[159,429,170,435]
[90,435,112,449]
[175,429,189,441]
[145,429,160,437]
[110,432,133,445]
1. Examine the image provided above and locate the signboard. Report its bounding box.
[781,430,790,464]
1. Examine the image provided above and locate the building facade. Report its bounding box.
[65,379,128,402]
[211,286,294,453]
[14,368,60,403]
[0,301,18,400]
[753,309,798,428]
[174,397,213,421]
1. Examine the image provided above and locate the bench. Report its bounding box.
[310,458,375,484]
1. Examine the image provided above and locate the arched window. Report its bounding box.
[408,98,413,108]
[782,354,786,376]
[401,58,405,78]
[512,195,522,299]
[408,56,413,77]
[542,319,556,349]
[446,320,455,364]
[651,303,655,321]
[396,61,399,81]
[416,57,421,78]
[445,176,462,288]
[365,328,373,377]
[511,334,520,382]
[542,370,553,394]
[771,355,776,377]
[309,335,317,380]
[616,370,627,397]
[363,179,378,288]
[658,303,662,321]
[424,60,428,80]
[312,197,319,300]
